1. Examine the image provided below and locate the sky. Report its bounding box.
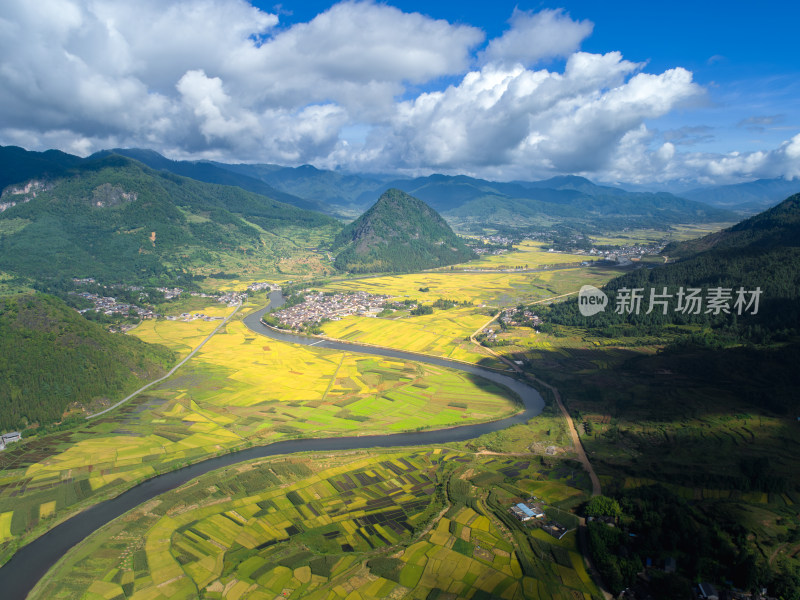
[1,0,798,188]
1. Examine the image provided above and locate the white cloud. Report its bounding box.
[482,8,593,67]
[0,0,481,159]
[0,0,796,186]
[360,54,701,176]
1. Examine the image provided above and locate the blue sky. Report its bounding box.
[1,0,798,186]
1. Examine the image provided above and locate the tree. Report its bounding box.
[585,495,623,519]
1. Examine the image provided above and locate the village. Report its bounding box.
[70,284,265,322]
[271,290,391,330]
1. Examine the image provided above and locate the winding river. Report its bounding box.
[0,291,543,599]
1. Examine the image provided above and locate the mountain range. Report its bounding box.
[683,178,800,212]
[2,146,744,231]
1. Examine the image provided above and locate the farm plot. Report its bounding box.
[131,304,233,357]
[30,451,444,600]
[452,240,592,270]
[324,271,558,306]
[324,266,618,307]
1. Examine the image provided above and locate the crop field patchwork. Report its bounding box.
[324,268,614,306]
[30,450,599,600]
[131,304,234,356]
[452,241,592,270]
[589,223,734,247]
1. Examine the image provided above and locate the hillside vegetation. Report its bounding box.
[0,154,339,285]
[0,294,175,431]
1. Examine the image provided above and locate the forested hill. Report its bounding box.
[547,193,800,341]
[0,145,83,191]
[355,174,735,229]
[332,189,475,273]
[0,294,175,432]
[663,193,800,258]
[0,154,339,285]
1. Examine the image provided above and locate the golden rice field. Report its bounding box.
[177,321,520,439]
[0,312,520,557]
[320,306,502,366]
[451,241,592,269]
[325,270,574,305]
[131,304,234,356]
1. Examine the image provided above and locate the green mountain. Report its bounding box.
[375,174,733,229]
[663,193,800,258]
[206,161,732,230]
[547,193,800,344]
[89,148,324,213]
[0,145,83,192]
[0,294,175,431]
[212,162,387,214]
[332,189,474,273]
[0,154,339,285]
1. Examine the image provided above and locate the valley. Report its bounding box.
[0,147,798,600]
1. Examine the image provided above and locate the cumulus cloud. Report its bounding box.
[482,8,593,67]
[359,53,701,176]
[0,0,481,159]
[0,0,796,185]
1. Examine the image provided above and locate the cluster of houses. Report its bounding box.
[473,247,510,256]
[69,277,251,322]
[273,291,390,329]
[246,281,275,292]
[499,307,542,328]
[0,431,21,451]
[218,291,247,306]
[75,292,157,320]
